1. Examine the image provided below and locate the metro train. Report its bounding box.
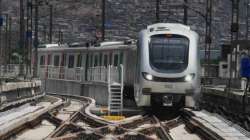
[135,23,200,108]
[37,23,201,108]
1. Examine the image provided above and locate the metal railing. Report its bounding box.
[38,64,123,84]
[87,65,122,83]
[0,64,23,78]
[87,66,108,82]
[39,65,85,81]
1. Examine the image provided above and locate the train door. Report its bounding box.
[93,53,99,67]
[76,53,82,68]
[103,52,109,67]
[59,53,66,79]
[52,53,61,67]
[38,54,45,78]
[45,54,51,78]
[112,51,121,82]
[80,53,86,81]
[81,53,86,68]
[87,53,93,81]
[67,54,75,68]
[67,53,76,80]
[112,51,120,67]
[52,53,61,79]
[47,54,51,66]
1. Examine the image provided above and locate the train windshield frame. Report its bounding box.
[149,34,189,73]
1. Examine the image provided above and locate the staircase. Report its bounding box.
[108,82,123,114]
[107,65,124,115]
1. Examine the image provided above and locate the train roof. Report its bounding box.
[38,41,136,53]
[147,23,191,32]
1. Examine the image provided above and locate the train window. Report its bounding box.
[222,64,227,69]
[149,34,189,73]
[54,55,60,66]
[77,54,82,67]
[68,55,75,68]
[109,53,113,65]
[104,54,108,67]
[99,53,103,66]
[114,54,119,66]
[94,55,98,67]
[40,55,45,65]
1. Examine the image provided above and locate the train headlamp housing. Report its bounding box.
[185,73,195,82]
[142,72,153,81]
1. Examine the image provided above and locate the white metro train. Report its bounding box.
[135,23,200,108]
[37,23,200,108]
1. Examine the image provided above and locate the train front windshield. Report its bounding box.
[149,34,189,73]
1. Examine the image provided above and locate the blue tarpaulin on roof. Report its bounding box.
[240,56,250,78]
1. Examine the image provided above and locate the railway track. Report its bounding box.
[2,93,248,140]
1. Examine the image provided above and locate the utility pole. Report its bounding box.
[8,17,11,64]
[58,29,63,44]
[33,0,39,78]
[19,0,25,76]
[183,0,188,25]
[204,0,212,82]
[0,0,2,65]
[26,0,33,75]
[246,1,249,40]
[227,0,240,110]
[49,4,53,43]
[229,0,240,85]
[156,0,160,22]
[43,25,47,43]
[61,31,63,43]
[4,14,8,65]
[58,29,61,44]
[102,0,105,41]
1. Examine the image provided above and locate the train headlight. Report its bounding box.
[142,72,153,81]
[146,74,153,81]
[185,74,195,82]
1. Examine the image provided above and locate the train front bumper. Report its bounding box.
[141,80,195,95]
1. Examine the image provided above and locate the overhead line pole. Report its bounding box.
[229,0,240,88]
[8,17,11,64]
[0,0,2,65]
[183,0,188,25]
[19,0,25,77]
[49,4,53,43]
[156,0,160,22]
[228,0,240,110]
[4,14,8,66]
[246,1,249,40]
[26,0,33,75]
[204,0,212,83]
[102,0,105,41]
[33,0,39,78]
